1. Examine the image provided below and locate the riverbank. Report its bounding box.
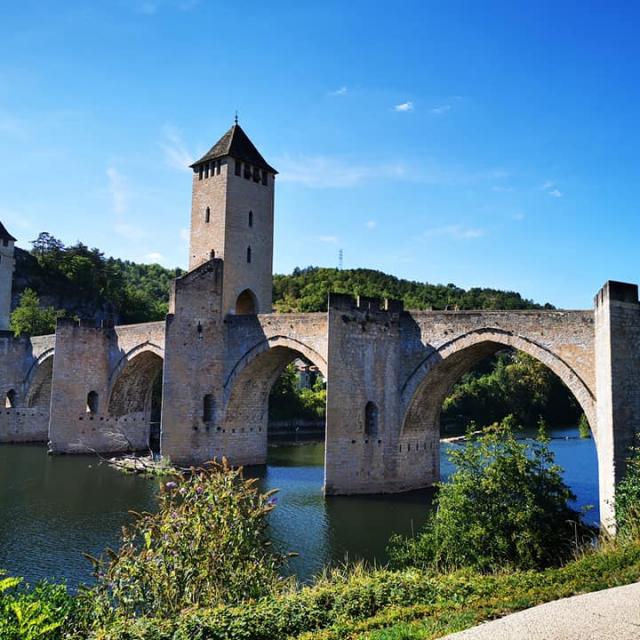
[18,538,640,639]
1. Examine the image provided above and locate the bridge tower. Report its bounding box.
[188,122,277,315]
[0,222,16,332]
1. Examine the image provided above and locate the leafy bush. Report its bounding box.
[615,437,640,541]
[389,417,594,572]
[83,460,288,627]
[0,573,75,640]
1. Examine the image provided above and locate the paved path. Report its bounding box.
[443,582,640,639]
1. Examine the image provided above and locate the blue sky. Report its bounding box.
[1,1,639,308]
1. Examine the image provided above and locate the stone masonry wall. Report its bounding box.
[325,294,408,494]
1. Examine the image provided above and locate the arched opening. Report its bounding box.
[268,357,327,444]
[205,207,211,223]
[224,343,327,458]
[235,288,257,315]
[248,210,253,227]
[402,338,598,524]
[25,355,54,410]
[108,350,164,453]
[86,391,99,414]
[364,401,379,436]
[5,389,16,409]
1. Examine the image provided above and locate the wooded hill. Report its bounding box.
[12,233,552,330]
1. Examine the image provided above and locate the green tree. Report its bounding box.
[389,417,594,572]
[9,289,62,337]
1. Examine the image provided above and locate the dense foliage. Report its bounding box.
[0,573,76,640]
[441,351,582,433]
[9,289,64,338]
[83,461,286,629]
[615,437,640,542]
[269,363,326,421]
[389,417,594,572]
[273,266,552,312]
[14,233,183,328]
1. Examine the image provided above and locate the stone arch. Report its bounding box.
[107,344,164,418]
[223,337,327,439]
[235,288,257,315]
[24,351,55,409]
[401,328,596,437]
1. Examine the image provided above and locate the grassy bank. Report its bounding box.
[65,540,640,639]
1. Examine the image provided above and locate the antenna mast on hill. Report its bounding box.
[338,249,343,270]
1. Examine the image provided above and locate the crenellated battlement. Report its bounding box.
[328,292,404,314]
[594,280,639,307]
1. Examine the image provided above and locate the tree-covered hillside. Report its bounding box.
[273,266,553,312]
[13,233,184,327]
[11,233,551,336]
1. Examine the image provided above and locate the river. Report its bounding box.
[0,426,598,587]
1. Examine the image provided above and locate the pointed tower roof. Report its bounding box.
[0,222,16,243]
[190,123,277,174]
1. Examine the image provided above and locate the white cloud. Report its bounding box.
[160,125,194,172]
[329,86,348,96]
[540,180,563,197]
[107,167,148,240]
[106,167,128,215]
[394,101,414,112]
[423,224,485,240]
[179,227,190,245]
[144,252,164,262]
[317,235,339,244]
[512,212,525,221]
[114,222,147,240]
[365,220,377,230]
[277,154,406,188]
[277,153,510,190]
[393,100,413,113]
[430,104,451,115]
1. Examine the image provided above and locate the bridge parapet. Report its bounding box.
[328,292,404,314]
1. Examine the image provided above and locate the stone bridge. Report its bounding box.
[1,266,640,529]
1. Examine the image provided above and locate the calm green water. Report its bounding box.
[0,426,598,587]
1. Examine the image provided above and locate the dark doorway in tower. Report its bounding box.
[235,288,257,315]
[268,358,326,444]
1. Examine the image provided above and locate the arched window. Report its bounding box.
[86,391,99,414]
[235,289,257,315]
[364,401,379,436]
[205,207,210,223]
[5,389,16,409]
[247,246,252,263]
[248,210,253,227]
[203,394,215,422]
